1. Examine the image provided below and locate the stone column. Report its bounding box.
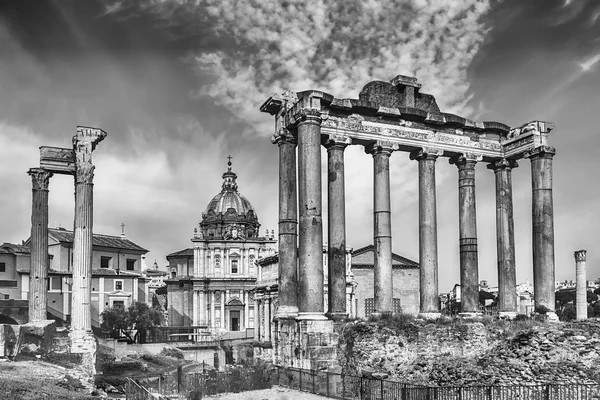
[296,109,326,320]
[272,128,299,319]
[366,141,398,315]
[244,291,249,329]
[70,127,106,369]
[27,168,53,322]
[526,146,557,317]
[199,290,206,326]
[220,290,225,329]
[575,250,587,320]
[488,159,518,318]
[210,291,216,329]
[410,148,442,317]
[199,247,206,276]
[325,134,351,319]
[450,153,482,315]
[265,297,271,342]
[192,290,199,325]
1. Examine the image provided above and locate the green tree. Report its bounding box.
[101,302,163,343]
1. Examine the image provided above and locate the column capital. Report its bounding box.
[524,146,556,159]
[487,158,518,172]
[323,134,351,150]
[73,126,106,184]
[293,108,324,125]
[271,128,296,146]
[28,168,53,190]
[574,250,587,262]
[409,147,443,161]
[365,140,398,156]
[449,153,482,168]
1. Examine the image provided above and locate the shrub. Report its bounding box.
[159,347,184,359]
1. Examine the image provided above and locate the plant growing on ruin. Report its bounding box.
[101,302,163,343]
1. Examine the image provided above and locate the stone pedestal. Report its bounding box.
[575,250,587,321]
[27,168,53,322]
[451,154,481,314]
[367,141,398,315]
[274,319,338,370]
[526,146,556,313]
[488,159,518,315]
[410,148,442,315]
[273,129,299,319]
[297,109,326,320]
[325,135,351,320]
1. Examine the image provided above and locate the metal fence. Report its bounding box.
[275,366,600,400]
[126,377,160,400]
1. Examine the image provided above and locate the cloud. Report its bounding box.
[184,0,492,135]
[578,53,600,71]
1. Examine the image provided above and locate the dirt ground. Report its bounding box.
[203,386,331,399]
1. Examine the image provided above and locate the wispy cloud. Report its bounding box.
[578,53,600,71]
[173,0,493,135]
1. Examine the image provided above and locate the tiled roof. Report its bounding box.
[167,248,193,258]
[91,269,141,277]
[44,228,148,252]
[0,243,31,254]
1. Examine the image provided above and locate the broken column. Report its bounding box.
[575,250,587,321]
[272,128,299,319]
[27,168,53,321]
[367,141,398,315]
[325,134,351,320]
[450,153,482,316]
[296,107,326,320]
[488,159,518,318]
[410,148,442,317]
[70,126,106,373]
[526,146,556,318]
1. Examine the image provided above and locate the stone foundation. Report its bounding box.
[274,319,339,370]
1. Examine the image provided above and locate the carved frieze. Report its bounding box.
[28,168,53,191]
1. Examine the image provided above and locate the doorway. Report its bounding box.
[230,310,240,331]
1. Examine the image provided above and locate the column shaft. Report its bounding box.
[220,290,225,329]
[452,155,480,314]
[411,150,441,315]
[296,110,325,319]
[326,138,350,319]
[272,130,299,318]
[28,168,53,321]
[528,147,556,312]
[575,250,587,320]
[488,160,518,315]
[368,142,396,315]
[210,291,216,329]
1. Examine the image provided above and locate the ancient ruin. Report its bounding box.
[575,249,587,320]
[261,74,557,367]
[30,126,107,374]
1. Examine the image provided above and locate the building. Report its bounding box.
[142,258,168,305]
[0,227,148,327]
[253,244,419,343]
[165,160,276,333]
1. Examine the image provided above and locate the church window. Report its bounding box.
[231,260,238,274]
[101,256,112,269]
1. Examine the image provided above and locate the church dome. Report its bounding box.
[199,158,260,239]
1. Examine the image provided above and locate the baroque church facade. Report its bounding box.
[166,159,276,333]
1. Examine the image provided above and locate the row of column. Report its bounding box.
[193,247,257,276]
[274,104,557,318]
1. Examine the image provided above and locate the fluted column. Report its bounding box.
[366,141,398,315]
[296,109,326,320]
[325,134,351,320]
[575,250,587,320]
[450,153,482,315]
[410,148,442,317]
[28,168,53,321]
[272,128,299,319]
[487,159,518,317]
[70,127,106,358]
[526,146,556,316]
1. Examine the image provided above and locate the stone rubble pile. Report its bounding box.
[339,319,600,387]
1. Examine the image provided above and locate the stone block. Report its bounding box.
[18,320,56,356]
[0,324,20,357]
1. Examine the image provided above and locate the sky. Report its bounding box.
[1,0,599,292]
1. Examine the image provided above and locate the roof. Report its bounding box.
[41,228,148,253]
[16,268,140,277]
[0,243,31,255]
[166,248,194,259]
[351,245,419,268]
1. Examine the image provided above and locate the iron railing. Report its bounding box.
[275,366,600,400]
[126,377,164,400]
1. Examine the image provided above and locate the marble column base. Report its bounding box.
[458,312,483,320]
[498,311,518,320]
[296,312,328,321]
[275,305,299,320]
[418,312,442,320]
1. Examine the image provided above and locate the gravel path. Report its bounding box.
[203,386,331,399]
